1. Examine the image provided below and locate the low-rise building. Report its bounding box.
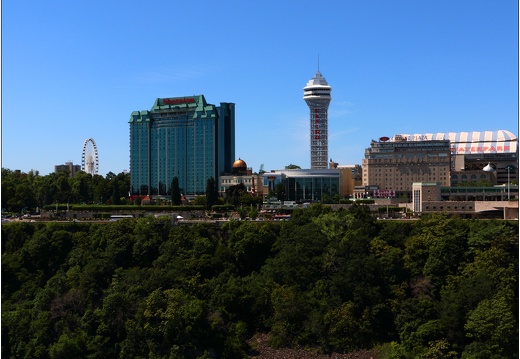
[261,167,355,202]
[54,162,81,177]
[411,182,519,219]
[219,158,264,197]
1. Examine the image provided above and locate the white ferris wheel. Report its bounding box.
[81,138,99,175]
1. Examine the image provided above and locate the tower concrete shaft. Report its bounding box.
[303,70,332,169]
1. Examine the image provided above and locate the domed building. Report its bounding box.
[219,158,264,198]
[231,158,248,175]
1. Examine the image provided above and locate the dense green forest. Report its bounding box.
[0,168,367,216]
[2,205,518,358]
[1,168,132,213]
[1,168,265,214]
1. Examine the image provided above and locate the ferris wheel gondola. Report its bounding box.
[81,138,99,175]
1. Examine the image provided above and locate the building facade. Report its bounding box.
[362,137,452,198]
[412,182,442,213]
[129,95,235,197]
[391,130,518,185]
[304,70,332,169]
[330,163,362,197]
[411,181,518,219]
[54,162,81,177]
[362,130,517,202]
[262,168,353,202]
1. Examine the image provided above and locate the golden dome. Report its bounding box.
[232,158,247,169]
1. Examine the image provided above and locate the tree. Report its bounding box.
[463,290,517,358]
[193,195,206,207]
[139,288,209,357]
[285,164,301,169]
[269,284,309,347]
[263,220,327,290]
[49,331,87,359]
[423,226,467,289]
[90,174,106,204]
[104,172,131,205]
[110,179,121,205]
[170,177,182,205]
[205,177,219,210]
[225,183,246,207]
[227,222,277,275]
[324,301,363,352]
[103,172,118,204]
[274,183,286,201]
[116,172,130,201]
[1,204,518,358]
[70,172,92,203]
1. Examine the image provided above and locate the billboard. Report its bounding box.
[374,189,395,198]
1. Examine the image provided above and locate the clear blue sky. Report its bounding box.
[2,0,518,176]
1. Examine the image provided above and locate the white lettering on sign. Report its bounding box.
[374,189,395,198]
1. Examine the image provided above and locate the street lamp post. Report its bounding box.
[507,166,510,200]
[484,162,516,202]
[505,165,515,201]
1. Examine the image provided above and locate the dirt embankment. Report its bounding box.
[248,334,382,359]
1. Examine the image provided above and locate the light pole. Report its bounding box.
[505,165,515,201]
[483,163,516,201]
[507,166,510,200]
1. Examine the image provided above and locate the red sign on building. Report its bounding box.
[163,97,195,105]
[374,189,395,198]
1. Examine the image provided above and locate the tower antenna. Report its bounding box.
[318,54,320,71]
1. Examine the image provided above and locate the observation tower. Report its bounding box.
[303,70,332,169]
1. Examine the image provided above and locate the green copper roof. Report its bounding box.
[151,95,206,112]
[130,95,221,123]
[129,110,150,123]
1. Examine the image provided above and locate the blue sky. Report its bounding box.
[2,0,518,176]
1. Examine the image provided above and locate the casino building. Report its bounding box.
[129,95,235,197]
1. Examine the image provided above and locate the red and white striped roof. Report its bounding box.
[389,130,517,154]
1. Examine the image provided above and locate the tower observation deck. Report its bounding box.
[303,70,332,169]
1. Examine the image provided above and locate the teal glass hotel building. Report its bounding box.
[129,95,235,197]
